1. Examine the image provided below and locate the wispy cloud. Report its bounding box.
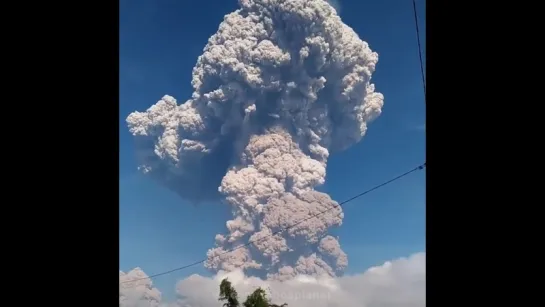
[413,123,425,131]
[326,0,341,13]
[120,61,146,85]
[405,122,425,132]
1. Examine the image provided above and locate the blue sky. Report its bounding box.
[120,0,425,300]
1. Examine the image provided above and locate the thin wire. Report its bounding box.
[121,162,426,285]
[412,0,426,101]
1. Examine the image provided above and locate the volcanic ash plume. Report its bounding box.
[126,0,384,281]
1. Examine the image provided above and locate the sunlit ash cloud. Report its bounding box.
[126,0,384,281]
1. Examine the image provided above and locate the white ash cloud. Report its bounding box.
[126,0,383,280]
[120,268,162,307]
[123,252,425,307]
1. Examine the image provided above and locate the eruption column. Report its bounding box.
[126,0,383,281]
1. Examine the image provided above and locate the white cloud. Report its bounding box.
[120,268,162,307]
[120,252,425,307]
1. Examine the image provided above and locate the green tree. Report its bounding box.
[219,278,240,307]
[242,288,269,307]
[218,278,287,307]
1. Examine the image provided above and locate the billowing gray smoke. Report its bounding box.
[126,0,383,281]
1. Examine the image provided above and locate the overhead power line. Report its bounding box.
[412,0,426,101]
[121,162,426,285]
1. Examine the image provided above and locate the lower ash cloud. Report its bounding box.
[120,253,425,307]
[126,0,384,280]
